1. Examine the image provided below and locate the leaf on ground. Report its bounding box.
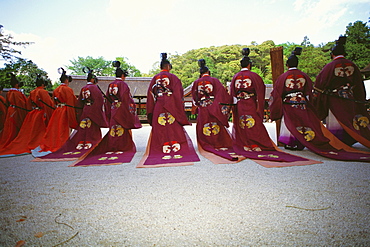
[16,219,26,222]
[34,232,44,238]
[15,240,26,247]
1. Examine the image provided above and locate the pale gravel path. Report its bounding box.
[0,124,369,246]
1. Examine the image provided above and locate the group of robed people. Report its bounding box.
[0,35,370,168]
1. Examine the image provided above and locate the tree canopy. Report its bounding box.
[0,59,53,95]
[67,56,142,77]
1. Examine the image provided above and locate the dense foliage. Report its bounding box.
[67,56,142,77]
[0,59,53,95]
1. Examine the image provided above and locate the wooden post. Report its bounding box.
[270,46,284,145]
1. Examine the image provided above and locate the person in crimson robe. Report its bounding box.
[32,68,78,155]
[269,47,370,162]
[34,67,108,161]
[70,61,141,166]
[137,53,199,167]
[0,73,28,149]
[312,36,370,148]
[191,59,238,162]
[0,75,54,157]
[231,48,309,163]
[0,86,7,133]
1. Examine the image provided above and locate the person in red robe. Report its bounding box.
[0,75,54,157]
[231,48,310,163]
[137,53,199,168]
[270,47,370,162]
[32,68,78,155]
[0,73,28,149]
[34,67,108,161]
[70,61,141,166]
[0,86,7,133]
[313,36,370,148]
[191,59,238,162]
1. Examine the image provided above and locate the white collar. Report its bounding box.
[241,68,249,71]
[288,67,297,70]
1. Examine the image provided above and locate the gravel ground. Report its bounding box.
[0,123,369,246]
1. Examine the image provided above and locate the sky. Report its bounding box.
[1,0,369,81]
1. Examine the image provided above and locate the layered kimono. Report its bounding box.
[231,68,310,163]
[270,68,370,162]
[137,70,199,168]
[0,88,28,149]
[35,84,78,153]
[313,55,370,148]
[34,82,108,161]
[192,74,238,162]
[70,78,141,167]
[0,95,7,132]
[0,86,54,157]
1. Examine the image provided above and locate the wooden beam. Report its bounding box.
[270,46,284,145]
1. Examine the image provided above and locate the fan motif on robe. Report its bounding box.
[353,115,369,130]
[239,115,255,129]
[296,126,315,142]
[80,118,92,129]
[334,63,354,77]
[202,122,220,136]
[110,125,124,137]
[158,112,175,126]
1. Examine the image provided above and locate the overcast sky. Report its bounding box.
[1,0,369,81]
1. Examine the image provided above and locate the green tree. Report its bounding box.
[0,25,33,62]
[345,20,370,69]
[67,56,142,77]
[0,59,53,95]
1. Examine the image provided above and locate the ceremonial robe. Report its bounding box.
[313,56,370,148]
[270,68,370,162]
[71,78,141,166]
[0,95,7,132]
[231,68,308,163]
[37,84,78,153]
[0,89,28,149]
[138,70,199,167]
[0,86,54,156]
[34,82,108,161]
[192,74,238,162]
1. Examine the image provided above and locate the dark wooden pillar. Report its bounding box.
[270,46,284,145]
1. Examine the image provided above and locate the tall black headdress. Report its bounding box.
[58,67,72,83]
[240,48,252,68]
[7,73,23,87]
[160,53,171,69]
[198,59,209,74]
[331,36,347,56]
[286,47,302,68]
[83,67,97,82]
[112,61,129,78]
[35,73,48,87]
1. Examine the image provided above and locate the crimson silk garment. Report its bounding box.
[0,86,54,156]
[139,70,199,167]
[37,84,78,153]
[35,82,108,161]
[70,78,141,166]
[0,95,7,132]
[313,56,370,148]
[270,68,370,162]
[231,68,308,162]
[192,74,238,161]
[0,89,28,149]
